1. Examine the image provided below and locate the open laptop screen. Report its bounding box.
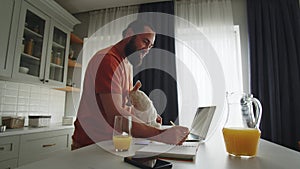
[185,106,216,142]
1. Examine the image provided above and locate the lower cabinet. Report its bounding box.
[0,128,73,169]
[0,136,19,169]
[0,158,18,169]
[18,129,73,166]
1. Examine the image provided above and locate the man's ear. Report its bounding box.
[124,28,134,38]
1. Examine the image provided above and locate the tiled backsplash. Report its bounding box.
[0,80,66,126]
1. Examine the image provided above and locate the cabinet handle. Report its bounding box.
[42,143,56,148]
[0,147,4,151]
[40,79,49,83]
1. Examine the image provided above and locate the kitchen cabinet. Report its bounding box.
[58,33,84,117]
[0,135,19,169]
[0,158,18,169]
[18,129,73,166]
[0,126,73,168]
[12,0,80,87]
[56,33,83,92]
[0,0,21,78]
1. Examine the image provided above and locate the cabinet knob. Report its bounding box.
[45,80,49,83]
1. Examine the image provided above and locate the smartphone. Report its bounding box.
[124,155,172,169]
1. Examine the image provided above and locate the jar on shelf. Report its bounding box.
[55,52,62,65]
[33,25,39,34]
[24,39,34,55]
[51,50,55,63]
[21,38,25,53]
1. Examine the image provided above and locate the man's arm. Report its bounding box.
[99,93,189,145]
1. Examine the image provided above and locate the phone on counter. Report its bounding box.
[124,155,172,169]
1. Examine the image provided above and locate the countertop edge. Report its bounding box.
[0,123,74,137]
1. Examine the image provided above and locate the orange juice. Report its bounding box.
[113,135,132,151]
[222,127,261,157]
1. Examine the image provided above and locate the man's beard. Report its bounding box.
[125,36,143,67]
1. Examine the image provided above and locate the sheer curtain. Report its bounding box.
[175,0,243,127]
[81,6,139,88]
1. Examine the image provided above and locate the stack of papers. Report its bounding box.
[135,142,199,161]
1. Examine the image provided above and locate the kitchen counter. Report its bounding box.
[15,131,300,169]
[0,124,74,137]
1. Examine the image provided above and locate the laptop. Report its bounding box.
[184,106,216,142]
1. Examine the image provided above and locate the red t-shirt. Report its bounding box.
[72,46,133,148]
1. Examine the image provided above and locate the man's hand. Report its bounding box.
[152,126,189,145]
[156,114,162,124]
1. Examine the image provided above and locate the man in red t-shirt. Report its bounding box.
[72,20,189,150]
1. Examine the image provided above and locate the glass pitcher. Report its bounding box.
[222,92,262,157]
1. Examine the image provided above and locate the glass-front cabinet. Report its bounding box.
[0,0,19,78]
[45,24,69,85]
[13,1,69,87]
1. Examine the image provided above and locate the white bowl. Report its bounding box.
[19,67,29,74]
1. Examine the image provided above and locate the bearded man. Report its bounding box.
[72,20,189,150]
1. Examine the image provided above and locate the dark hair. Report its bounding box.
[122,20,154,37]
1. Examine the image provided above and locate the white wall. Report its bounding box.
[0,80,66,126]
[232,0,250,92]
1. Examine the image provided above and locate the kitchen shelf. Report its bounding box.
[21,53,40,61]
[68,59,82,68]
[55,86,80,92]
[50,63,63,68]
[52,41,65,49]
[70,33,83,44]
[24,27,43,38]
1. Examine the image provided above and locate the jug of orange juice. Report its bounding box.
[222,92,262,158]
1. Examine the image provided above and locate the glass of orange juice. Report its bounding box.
[113,115,132,152]
[223,92,262,158]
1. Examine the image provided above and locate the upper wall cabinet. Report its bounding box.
[0,0,21,77]
[12,0,80,87]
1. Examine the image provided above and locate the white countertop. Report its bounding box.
[15,130,300,169]
[0,123,74,137]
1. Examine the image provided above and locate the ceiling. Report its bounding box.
[54,0,169,14]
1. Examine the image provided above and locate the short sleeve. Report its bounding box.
[95,54,123,94]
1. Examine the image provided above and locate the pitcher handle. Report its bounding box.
[252,97,262,128]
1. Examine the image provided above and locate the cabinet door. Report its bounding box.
[0,158,18,169]
[44,21,70,87]
[0,136,20,162]
[18,129,72,166]
[13,1,50,84]
[0,0,20,77]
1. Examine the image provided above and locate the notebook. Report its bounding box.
[135,141,199,161]
[185,106,216,142]
[135,106,216,161]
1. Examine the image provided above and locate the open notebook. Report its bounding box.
[135,142,199,161]
[135,106,216,161]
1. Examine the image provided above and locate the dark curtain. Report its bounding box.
[247,0,300,150]
[134,1,179,125]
